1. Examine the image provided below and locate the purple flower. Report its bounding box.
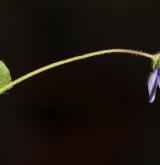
[148,67,160,103]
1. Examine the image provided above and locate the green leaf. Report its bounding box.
[0,60,12,88]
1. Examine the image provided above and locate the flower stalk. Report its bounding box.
[0,49,157,103]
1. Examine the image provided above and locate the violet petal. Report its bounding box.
[158,68,160,88]
[148,69,159,103]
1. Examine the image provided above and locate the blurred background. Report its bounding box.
[0,0,160,164]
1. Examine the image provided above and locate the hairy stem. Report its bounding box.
[0,49,154,95]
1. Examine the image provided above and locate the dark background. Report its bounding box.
[0,0,160,164]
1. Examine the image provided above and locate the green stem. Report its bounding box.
[0,49,154,95]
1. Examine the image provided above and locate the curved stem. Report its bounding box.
[0,49,154,95]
